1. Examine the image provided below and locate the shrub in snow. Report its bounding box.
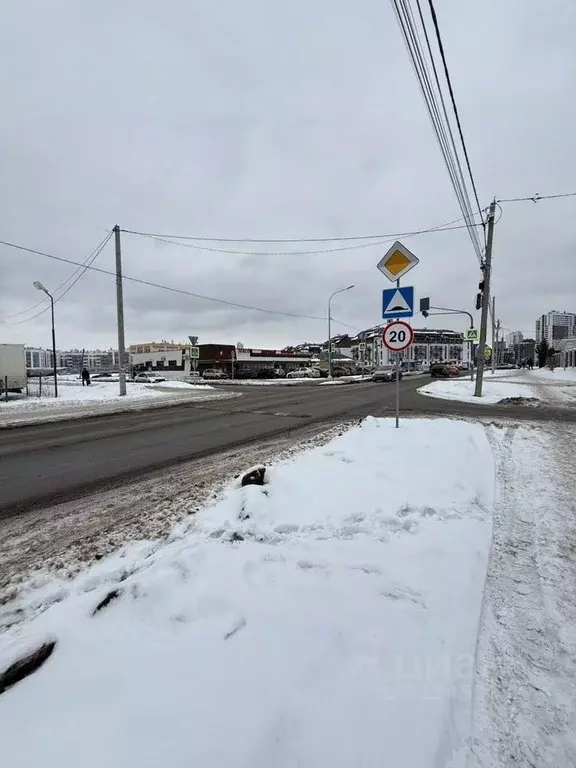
[240,465,267,487]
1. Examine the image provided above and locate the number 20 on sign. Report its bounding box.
[382,320,414,352]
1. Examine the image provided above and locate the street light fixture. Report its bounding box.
[33,281,58,398]
[327,285,355,378]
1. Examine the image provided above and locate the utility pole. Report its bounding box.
[492,310,501,373]
[114,225,127,396]
[474,200,496,397]
[491,297,497,374]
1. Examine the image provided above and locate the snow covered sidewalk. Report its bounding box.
[0,417,495,768]
[419,367,576,407]
[470,421,576,766]
[418,376,538,405]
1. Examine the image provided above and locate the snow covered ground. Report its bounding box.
[2,378,213,409]
[0,417,495,768]
[418,377,538,405]
[470,421,576,766]
[0,379,235,427]
[531,367,576,383]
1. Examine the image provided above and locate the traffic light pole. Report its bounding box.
[474,200,496,397]
[425,307,475,381]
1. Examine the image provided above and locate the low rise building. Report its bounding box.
[557,338,576,368]
[378,328,470,368]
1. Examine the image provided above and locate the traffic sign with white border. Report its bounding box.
[377,241,419,282]
[382,285,414,319]
[463,328,479,342]
[382,320,414,352]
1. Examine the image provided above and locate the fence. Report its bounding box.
[26,373,58,398]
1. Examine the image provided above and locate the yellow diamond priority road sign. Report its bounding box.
[377,241,419,282]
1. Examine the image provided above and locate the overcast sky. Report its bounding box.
[1,0,575,351]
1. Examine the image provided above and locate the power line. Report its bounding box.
[497,192,576,203]
[0,238,347,323]
[121,217,483,256]
[425,0,484,232]
[125,219,483,257]
[2,231,113,321]
[1,232,113,325]
[389,0,484,263]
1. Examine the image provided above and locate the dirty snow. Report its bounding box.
[0,417,495,768]
[418,377,538,405]
[470,421,576,767]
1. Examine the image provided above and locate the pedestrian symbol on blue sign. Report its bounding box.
[382,286,414,319]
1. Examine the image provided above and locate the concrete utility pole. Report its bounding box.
[474,200,496,397]
[114,225,127,396]
[492,313,501,373]
[491,298,495,374]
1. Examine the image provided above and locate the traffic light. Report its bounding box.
[419,297,430,318]
[475,277,485,310]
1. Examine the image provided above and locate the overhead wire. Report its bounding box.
[497,191,576,203]
[1,231,113,325]
[0,238,347,323]
[125,218,484,257]
[119,213,479,245]
[1,230,113,321]
[407,0,482,256]
[389,0,484,263]
[425,0,485,233]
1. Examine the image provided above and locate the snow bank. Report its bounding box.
[0,418,494,768]
[0,379,213,412]
[418,377,538,405]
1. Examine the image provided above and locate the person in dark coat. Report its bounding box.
[527,357,534,370]
[81,367,91,386]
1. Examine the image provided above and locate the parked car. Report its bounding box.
[429,363,459,379]
[286,367,320,379]
[372,365,402,382]
[331,366,355,378]
[202,369,229,380]
[188,371,202,380]
[133,372,167,383]
[273,367,286,378]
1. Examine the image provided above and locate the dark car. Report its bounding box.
[372,365,402,382]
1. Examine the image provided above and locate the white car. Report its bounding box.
[286,367,321,379]
[133,372,167,384]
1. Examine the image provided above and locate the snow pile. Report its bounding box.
[418,377,538,405]
[0,418,495,768]
[146,379,214,390]
[0,379,213,412]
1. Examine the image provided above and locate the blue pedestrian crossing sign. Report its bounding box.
[382,286,414,319]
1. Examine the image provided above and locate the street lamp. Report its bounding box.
[33,281,58,398]
[327,285,354,378]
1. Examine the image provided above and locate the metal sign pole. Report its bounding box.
[395,279,400,428]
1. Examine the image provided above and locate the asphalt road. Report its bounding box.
[1,377,572,516]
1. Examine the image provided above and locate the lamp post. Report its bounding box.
[33,281,58,398]
[327,285,354,378]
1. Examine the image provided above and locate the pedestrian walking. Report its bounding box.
[81,367,91,386]
[527,357,534,371]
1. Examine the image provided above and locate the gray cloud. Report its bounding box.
[1,0,575,350]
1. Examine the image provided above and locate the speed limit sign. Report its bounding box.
[382,320,414,351]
